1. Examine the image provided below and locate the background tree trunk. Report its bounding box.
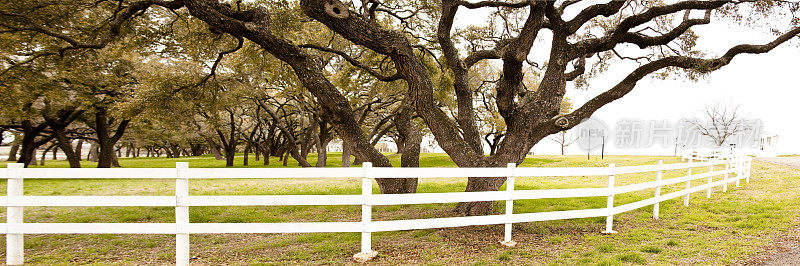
[75,139,84,161]
[93,108,129,168]
[341,144,351,167]
[205,137,225,160]
[388,104,422,193]
[40,143,56,166]
[54,129,81,168]
[88,142,99,162]
[263,143,270,165]
[243,142,251,166]
[6,131,21,161]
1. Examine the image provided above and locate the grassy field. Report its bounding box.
[0,153,798,265]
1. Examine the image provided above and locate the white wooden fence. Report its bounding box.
[2,155,752,265]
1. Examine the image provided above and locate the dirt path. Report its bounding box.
[757,157,800,169]
[755,157,800,265]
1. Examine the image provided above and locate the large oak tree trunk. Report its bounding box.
[17,135,38,167]
[453,177,508,215]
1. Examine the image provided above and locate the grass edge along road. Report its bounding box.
[0,154,798,265]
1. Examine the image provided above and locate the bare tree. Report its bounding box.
[548,130,578,155]
[688,103,749,147]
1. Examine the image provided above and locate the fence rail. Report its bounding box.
[2,155,753,265]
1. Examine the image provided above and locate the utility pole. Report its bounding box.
[587,136,591,160]
[601,136,605,159]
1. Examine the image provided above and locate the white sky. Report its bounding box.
[450,4,800,156]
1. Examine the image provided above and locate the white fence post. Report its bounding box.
[602,163,617,234]
[175,162,190,266]
[6,163,24,265]
[354,162,377,262]
[706,164,713,198]
[733,155,742,187]
[684,159,692,206]
[653,160,663,219]
[501,163,516,247]
[746,157,752,183]
[724,158,730,192]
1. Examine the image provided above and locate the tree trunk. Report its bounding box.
[453,177,508,215]
[380,102,421,193]
[17,122,54,167]
[254,146,260,161]
[315,138,330,168]
[28,148,37,166]
[40,143,56,166]
[225,148,235,167]
[75,139,84,161]
[18,135,37,166]
[243,142,251,166]
[341,144,351,167]
[263,143,270,165]
[94,108,130,168]
[97,145,114,168]
[206,137,225,160]
[282,146,289,166]
[7,131,21,161]
[111,151,121,167]
[88,142,99,162]
[170,145,181,159]
[54,128,81,168]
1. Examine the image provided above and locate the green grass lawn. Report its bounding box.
[0,154,798,265]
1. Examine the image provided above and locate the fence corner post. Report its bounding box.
[653,160,663,220]
[602,163,617,234]
[354,162,377,263]
[684,159,693,207]
[175,162,190,266]
[500,163,517,247]
[6,163,24,265]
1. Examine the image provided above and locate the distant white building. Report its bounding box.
[755,134,779,157]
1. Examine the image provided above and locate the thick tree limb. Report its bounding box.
[301,0,485,166]
[298,43,401,81]
[559,27,800,131]
[437,0,484,154]
[569,1,728,59]
[184,0,394,169]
